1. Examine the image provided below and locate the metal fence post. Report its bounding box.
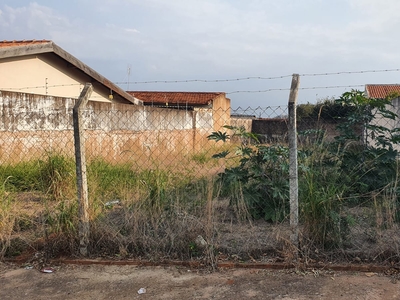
[288,74,300,248]
[73,83,93,256]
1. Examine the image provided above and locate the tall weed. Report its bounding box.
[38,153,75,200]
[0,178,14,258]
[0,153,75,200]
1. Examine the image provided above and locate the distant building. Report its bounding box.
[127,91,231,132]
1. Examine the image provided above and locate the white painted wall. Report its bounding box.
[368,97,400,151]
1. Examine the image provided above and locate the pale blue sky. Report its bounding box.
[1,0,400,108]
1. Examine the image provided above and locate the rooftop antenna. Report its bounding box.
[127,64,131,90]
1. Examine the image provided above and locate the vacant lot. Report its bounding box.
[1,262,399,300]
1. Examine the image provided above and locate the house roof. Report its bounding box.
[0,40,52,47]
[365,84,400,99]
[0,40,142,105]
[126,91,225,106]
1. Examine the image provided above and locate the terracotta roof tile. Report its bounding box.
[365,84,400,99]
[0,40,51,48]
[127,91,225,106]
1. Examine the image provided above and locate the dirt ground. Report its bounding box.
[0,262,399,300]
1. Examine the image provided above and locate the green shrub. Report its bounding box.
[208,126,289,222]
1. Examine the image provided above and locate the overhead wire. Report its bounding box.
[2,83,82,91]
[114,75,293,85]
[2,67,399,96]
[0,83,375,96]
[114,68,400,85]
[300,68,400,77]
[227,84,366,94]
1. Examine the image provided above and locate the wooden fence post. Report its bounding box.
[288,74,300,249]
[73,83,92,256]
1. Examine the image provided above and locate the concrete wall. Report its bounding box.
[0,90,218,164]
[212,94,231,132]
[230,117,253,133]
[368,97,400,151]
[252,119,289,143]
[231,116,342,144]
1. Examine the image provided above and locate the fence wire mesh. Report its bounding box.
[0,91,399,268]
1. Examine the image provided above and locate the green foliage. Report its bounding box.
[298,140,350,248]
[191,152,211,164]
[88,159,139,202]
[45,200,78,235]
[39,153,75,199]
[224,125,260,143]
[1,155,216,259]
[0,161,42,191]
[207,130,230,142]
[209,90,400,248]
[0,153,75,200]
[88,158,210,214]
[297,98,355,121]
[333,90,399,196]
[211,150,230,159]
[297,102,315,120]
[299,90,400,247]
[208,127,289,222]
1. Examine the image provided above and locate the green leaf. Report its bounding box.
[207,131,230,142]
[212,150,230,159]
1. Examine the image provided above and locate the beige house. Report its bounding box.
[0,40,141,105]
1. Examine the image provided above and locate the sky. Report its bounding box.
[1,0,400,109]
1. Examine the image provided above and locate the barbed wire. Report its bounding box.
[227,84,365,94]
[2,67,398,97]
[114,75,293,85]
[2,68,399,94]
[1,83,367,95]
[115,68,400,85]
[300,68,400,77]
[2,83,82,91]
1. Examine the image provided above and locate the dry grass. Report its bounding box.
[1,189,400,268]
[0,193,14,258]
[0,152,399,269]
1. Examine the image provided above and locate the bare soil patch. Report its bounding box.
[1,262,399,300]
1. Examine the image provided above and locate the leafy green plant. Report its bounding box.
[334,90,398,147]
[333,90,400,197]
[298,90,400,248]
[208,125,289,222]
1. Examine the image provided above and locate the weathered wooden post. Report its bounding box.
[288,74,300,249]
[73,83,92,256]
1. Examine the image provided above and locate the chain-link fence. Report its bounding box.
[1,89,399,269]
